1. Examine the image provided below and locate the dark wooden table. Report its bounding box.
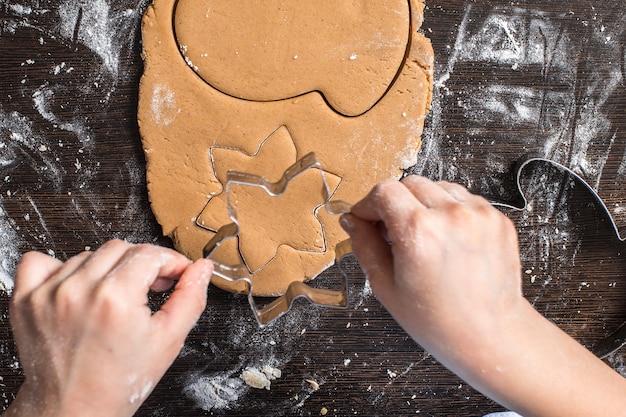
[2,1,626,415]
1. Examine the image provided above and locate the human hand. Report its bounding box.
[340,177,626,417]
[6,240,213,417]
[340,176,524,368]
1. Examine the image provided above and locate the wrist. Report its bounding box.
[428,295,536,381]
[5,381,96,417]
[5,383,59,417]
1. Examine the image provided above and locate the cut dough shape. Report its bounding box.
[232,168,341,272]
[173,0,410,117]
[197,126,301,232]
[197,126,341,273]
[138,0,434,296]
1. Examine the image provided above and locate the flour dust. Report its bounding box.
[0,1,158,404]
[0,0,156,278]
[179,295,326,414]
[414,2,626,282]
[417,3,626,218]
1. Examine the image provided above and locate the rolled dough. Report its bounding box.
[138,0,433,296]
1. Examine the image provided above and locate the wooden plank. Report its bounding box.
[1,1,625,415]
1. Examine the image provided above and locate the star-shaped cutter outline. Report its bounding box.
[202,152,353,327]
[197,125,341,270]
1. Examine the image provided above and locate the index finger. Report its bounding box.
[152,258,213,355]
[12,251,63,302]
[350,179,425,239]
[102,244,193,299]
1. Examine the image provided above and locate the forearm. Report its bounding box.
[4,384,57,417]
[345,177,626,416]
[444,300,626,417]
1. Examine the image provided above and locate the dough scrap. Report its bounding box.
[240,366,282,390]
[138,0,434,296]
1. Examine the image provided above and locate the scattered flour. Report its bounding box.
[183,372,245,411]
[182,299,325,413]
[607,351,626,378]
[0,106,65,291]
[0,107,62,184]
[150,84,181,126]
[414,2,626,255]
[0,0,158,275]
[56,0,141,75]
[0,205,19,294]
[8,4,33,16]
[32,84,91,145]
[416,4,626,201]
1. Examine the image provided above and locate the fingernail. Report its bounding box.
[339,214,354,233]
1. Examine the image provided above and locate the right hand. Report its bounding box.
[341,176,626,417]
[340,176,525,365]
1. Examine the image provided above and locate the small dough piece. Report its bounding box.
[138,0,434,296]
[240,366,282,390]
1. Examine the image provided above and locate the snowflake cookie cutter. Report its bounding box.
[201,152,353,327]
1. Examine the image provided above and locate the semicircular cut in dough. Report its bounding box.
[173,0,410,117]
[138,0,434,296]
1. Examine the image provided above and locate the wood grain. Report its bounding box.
[1,1,626,416]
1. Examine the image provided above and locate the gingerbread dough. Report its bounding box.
[138,0,433,296]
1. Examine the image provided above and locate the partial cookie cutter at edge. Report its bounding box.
[201,152,353,327]
[493,154,626,359]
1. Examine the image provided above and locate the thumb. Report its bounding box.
[340,214,395,297]
[152,258,212,354]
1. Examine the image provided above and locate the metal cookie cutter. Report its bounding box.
[202,152,352,327]
[494,154,626,358]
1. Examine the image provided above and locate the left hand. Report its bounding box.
[6,240,213,417]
